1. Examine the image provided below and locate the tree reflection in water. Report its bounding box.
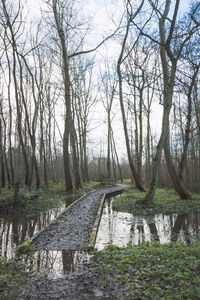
[148,222,160,242]
[95,197,200,250]
[0,193,81,259]
[26,250,90,279]
[1,195,200,266]
[0,203,66,259]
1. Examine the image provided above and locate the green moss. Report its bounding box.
[178,179,192,199]
[90,232,96,241]
[82,180,99,189]
[119,178,132,185]
[0,184,69,216]
[87,232,97,251]
[92,241,200,299]
[21,239,32,247]
[16,239,35,256]
[87,243,95,251]
[112,188,200,215]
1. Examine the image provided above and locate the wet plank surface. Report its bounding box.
[31,185,128,251]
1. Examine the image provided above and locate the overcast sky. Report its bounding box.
[24,0,190,159]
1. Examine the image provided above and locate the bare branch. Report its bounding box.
[68,27,120,59]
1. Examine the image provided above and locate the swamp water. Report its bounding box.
[95,197,200,250]
[0,195,75,259]
[1,194,200,279]
[24,250,90,279]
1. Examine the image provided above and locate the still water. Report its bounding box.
[26,250,90,279]
[1,195,200,279]
[95,197,200,250]
[0,196,74,259]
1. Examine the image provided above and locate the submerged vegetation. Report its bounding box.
[113,188,200,215]
[93,242,200,299]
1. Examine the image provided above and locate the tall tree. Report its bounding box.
[117,0,145,192]
[100,61,117,179]
[141,0,199,202]
[49,0,118,190]
[52,0,73,191]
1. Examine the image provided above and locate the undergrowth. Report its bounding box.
[0,180,99,216]
[0,186,64,216]
[113,188,200,215]
[0,256,32,300]
[93,242,200,299]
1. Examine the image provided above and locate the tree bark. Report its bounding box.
[179,65,199,180]
[164,132,191,199]
[117,0,145,191]
[70,123,82,190]
[111,128,123,182]
[142,0,192,202]
[118,63,145,191]
[53,0,73,191]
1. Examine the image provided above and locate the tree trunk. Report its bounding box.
[111,128,123,182]
[5,48,15,187]
[83,130,89,182]
[63,128,73,191]
[70,124,82,190]
[141,103,171,203]
[116,1,145,191]
[142,0,192,202]
[53,0,73,191]
[164,133,191,199]
[107,114,111,179]
[0,119,5,189]
[179,65,199,180]
[117,63,144,191]
[137,88,143,182]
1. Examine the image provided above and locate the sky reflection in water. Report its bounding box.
[1,195,200,278]
[26,250,90,279]
[95,198,200,250]
[0,196,75,259]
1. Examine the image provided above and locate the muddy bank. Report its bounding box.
[30,185,128,251]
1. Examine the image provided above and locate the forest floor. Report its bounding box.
[13,242,200,300]
[112,187,200,215]
[1,184,200,299]
[0,181,98,216]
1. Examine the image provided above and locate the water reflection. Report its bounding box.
[27,250,90,279]
[95,198,200,250]
[0,196,75,259]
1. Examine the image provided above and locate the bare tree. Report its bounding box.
[141,0,199,202]
[117,0,145,191]
[99,61,118,179]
